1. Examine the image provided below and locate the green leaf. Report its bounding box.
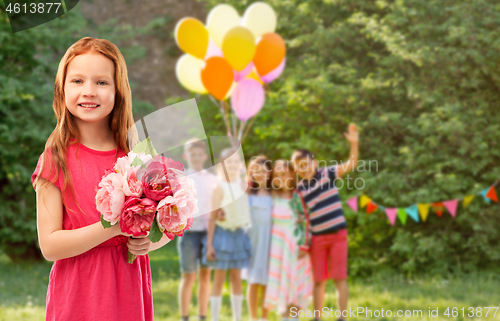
[148,218,163,243]
[132,137,159,156]
[101,215,113,229]
[130,156,146,168]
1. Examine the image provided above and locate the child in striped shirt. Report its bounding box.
[291,124,359,321]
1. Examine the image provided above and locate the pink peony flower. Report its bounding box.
[163,217,194,240]
[153,154,184,171]
[173,187,199,218]
[156,187,198,237]
[121,167,143,197]
[141,161,173,201]
[114,152,152,173]
[95,171,126,225]
[120,196,157,236]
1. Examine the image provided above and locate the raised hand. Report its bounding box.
[343,123,359,144]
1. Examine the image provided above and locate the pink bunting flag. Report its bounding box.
[346,196,358,212]
[385,208,398,226]
[443,199,458,218]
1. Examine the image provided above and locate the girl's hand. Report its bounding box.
[206,245,217,261]
[216,209,226,221]
[344,123,359,144]
[126,235,152,256]
[298,249,308,259]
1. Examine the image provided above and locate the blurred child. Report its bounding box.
[291,124,359,321]
[178,138,219,321]
[243,155,273,321]
[202,148,252,321]
[264,160,313,320]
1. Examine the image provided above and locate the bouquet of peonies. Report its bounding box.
[95,138,198,263]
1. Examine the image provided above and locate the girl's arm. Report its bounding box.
[206,184,223,260]
[148,233,171,251]
[36,178,124,261]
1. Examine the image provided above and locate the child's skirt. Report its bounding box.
[202,224,251,270]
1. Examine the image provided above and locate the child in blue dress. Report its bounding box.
[243,155,273,321]
[203,147,252,321]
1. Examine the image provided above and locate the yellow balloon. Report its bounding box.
[175,18,209,59]
[206,4,241,48]
[222,26,256,71]
[242,2,277,39]
[175,54,207,94]
[245,70,264,85]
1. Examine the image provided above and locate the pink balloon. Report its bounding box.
[204,38,224,60]
[233,61,254,82]
[260,58,286,83]
[231,78,265,121]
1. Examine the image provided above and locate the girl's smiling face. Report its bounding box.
[64,52,115,124]
[271,163,294,191]
[249,162,270,187]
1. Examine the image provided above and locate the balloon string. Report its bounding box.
[222,100,233,137]
[231,106,237,138]
[241,115,256,144]
[238,120,246,141]
[211,96,232,137]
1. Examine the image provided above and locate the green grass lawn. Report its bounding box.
[1,241,499,321]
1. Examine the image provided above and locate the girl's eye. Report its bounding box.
[98,81,107,85]
[73,80,82,84]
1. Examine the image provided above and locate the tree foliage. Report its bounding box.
[197,0,500,276]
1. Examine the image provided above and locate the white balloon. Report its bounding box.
[242,2,277,39]
[206,4,241,48]
[175,54,207,94]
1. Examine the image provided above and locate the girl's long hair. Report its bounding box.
[33,37,134,212]
[247,155,272,194]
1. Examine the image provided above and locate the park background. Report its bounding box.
[1,0,500,320]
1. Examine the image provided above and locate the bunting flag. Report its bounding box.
[480,189,491,204]
[486,186,498,202]
[397,208,407,225]
[418,203,430,222]
[432,202,444,217]
[343,180,499,227]
[443,199,458,218]
[385,208,397,226]
[346,196,358,212]
[360,195,371,208]
[405,204,420,222]
[366,200,378,214]
[463,195,474,207]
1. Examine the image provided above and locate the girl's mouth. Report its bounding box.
[78,103,100,109]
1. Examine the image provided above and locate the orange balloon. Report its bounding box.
[201,57,234,101]
[253,33,286,76]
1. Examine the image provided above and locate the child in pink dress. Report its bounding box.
[31,37,170,321]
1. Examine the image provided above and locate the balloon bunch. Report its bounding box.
[174,2,285,144]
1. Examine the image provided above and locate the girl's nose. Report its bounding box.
[83,83,97,97]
